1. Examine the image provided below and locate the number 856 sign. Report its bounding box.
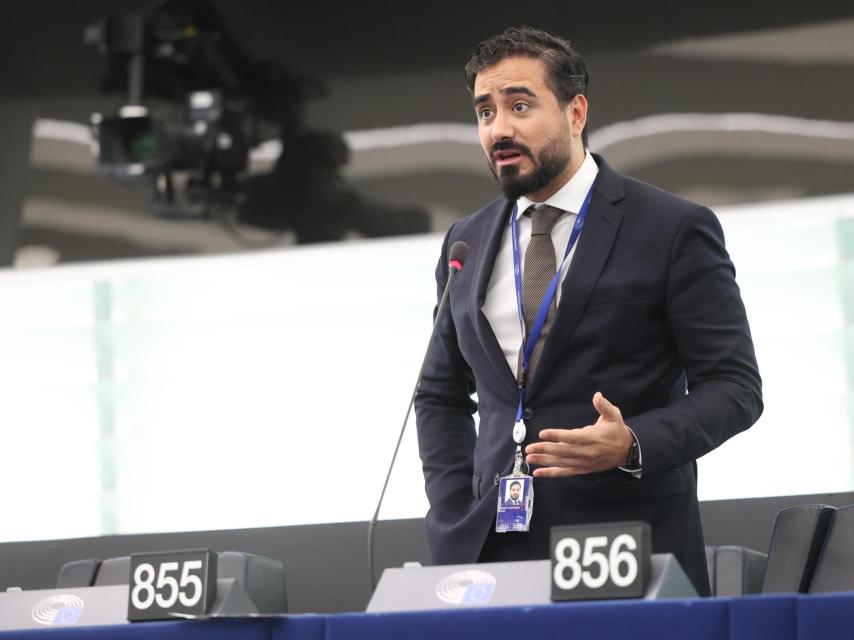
[550,522,651,601]
[127,549,217,621]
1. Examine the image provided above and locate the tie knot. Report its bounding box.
[527,204,563,235]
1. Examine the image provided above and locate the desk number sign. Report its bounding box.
[127,549,217,621]
[550,522,651,601]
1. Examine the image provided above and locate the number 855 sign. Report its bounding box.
[127,550,217,621]
[550,522,651,601]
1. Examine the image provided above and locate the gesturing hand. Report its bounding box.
[525,392,634,477]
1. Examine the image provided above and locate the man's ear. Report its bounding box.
[567,94,588,138]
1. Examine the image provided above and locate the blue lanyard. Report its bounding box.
[511,183,596,423]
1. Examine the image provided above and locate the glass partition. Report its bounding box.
[2,192,854,542]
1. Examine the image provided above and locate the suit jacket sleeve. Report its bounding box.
[627,205,763,474]
[414,227,479,516]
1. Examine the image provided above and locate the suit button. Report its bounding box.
[523,406,533,420]
[493,473,500,486]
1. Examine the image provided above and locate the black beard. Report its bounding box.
[491,142,570,201]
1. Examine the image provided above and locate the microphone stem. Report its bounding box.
[367,265,460,588]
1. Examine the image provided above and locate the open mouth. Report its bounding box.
[493,149,525,167]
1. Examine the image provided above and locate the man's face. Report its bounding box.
[509,483,521,500]
[473,56,586,201]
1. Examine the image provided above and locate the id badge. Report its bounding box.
[495,473,533,533]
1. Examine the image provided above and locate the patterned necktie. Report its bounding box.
[518,204,563,384]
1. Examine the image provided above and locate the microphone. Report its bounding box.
[367,241,469,589]
[447,240,469,272]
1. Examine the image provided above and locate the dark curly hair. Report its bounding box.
[465,26,590,146]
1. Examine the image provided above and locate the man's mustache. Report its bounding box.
[491,140,533,158]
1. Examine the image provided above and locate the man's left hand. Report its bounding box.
[525,392,634,477]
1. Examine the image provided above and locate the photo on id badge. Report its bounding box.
[496,476,531,532]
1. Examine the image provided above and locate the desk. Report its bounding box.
[0,593,851,640]
[0,617,326,640]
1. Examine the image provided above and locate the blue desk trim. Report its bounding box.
[1,593,852,640]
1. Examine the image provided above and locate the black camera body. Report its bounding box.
[86,1,287,220]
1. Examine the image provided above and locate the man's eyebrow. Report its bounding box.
[501,86,536,98]
[473,86,537,106]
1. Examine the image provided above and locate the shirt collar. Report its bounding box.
[514,150,599,220]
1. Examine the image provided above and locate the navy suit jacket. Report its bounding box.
[413,155,762,595]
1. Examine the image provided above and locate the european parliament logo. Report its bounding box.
[31,595,85,626]
[435,570,496,605]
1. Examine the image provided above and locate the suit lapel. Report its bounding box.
[469,198,519,397]
[526,161,625,399]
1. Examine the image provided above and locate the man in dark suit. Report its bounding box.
[413,27,762,596]
[502,480,524,508]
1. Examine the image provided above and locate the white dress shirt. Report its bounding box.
[482,150,599,375]
[480,151,642,477]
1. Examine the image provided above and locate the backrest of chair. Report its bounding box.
[808,504,854,593]
[714,546,767,596]
[762,504,835,593]
[56,558,101,588]
[705,546,717,595]
[94,556,131,585]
